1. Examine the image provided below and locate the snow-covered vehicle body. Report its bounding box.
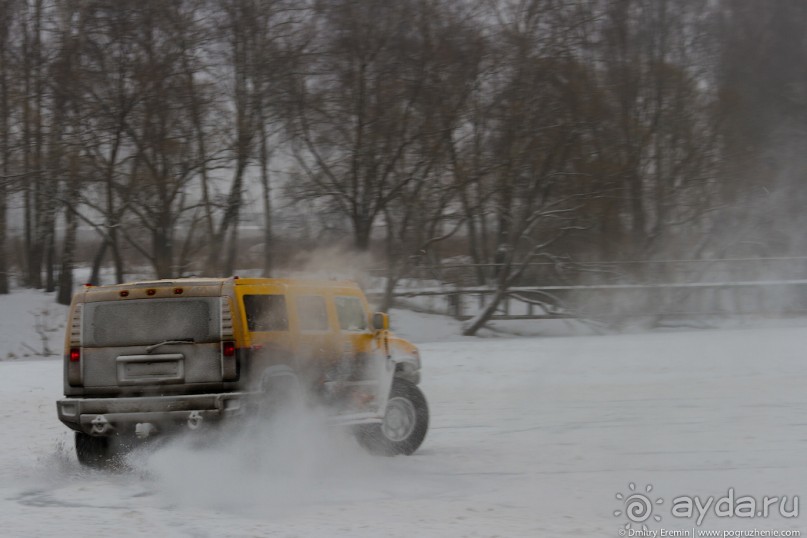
[56,277,428,465]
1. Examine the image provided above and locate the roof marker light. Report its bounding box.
[146,289,156,296]
[120,290,129,297]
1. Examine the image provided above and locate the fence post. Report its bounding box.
[449,291,462,319]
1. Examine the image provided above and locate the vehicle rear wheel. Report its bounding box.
[75,432,135,469]
[258,365,303,419]
[75,432,112,468]
[356,379,428,456]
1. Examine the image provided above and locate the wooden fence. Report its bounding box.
[365,257,807,322]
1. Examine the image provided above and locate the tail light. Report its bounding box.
[221,340,238,380]
[67,305,83,386]
[220,298,238,380]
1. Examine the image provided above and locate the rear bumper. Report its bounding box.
[57,392,250,435]
[57,391,385,436]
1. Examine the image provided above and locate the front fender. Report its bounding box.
[388,337,421,384]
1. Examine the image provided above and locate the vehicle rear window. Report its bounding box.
[296,295,329,331]
[85,298,218,347]
[243,294,288,331]
[335,296,367,331]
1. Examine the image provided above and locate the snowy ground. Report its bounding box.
[1,290,806,536]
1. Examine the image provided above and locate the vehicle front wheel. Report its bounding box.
[356,379,428,456]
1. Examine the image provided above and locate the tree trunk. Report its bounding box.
[44,228,56,292]
[152,215,173,279]
[380,218,398,313]
[28,0,44,289]
[0,15,8,295]
[259,123,272,277]
[224,216,239,277]
[353,216,372,251]
[628,168,646,255]
[261,172,273,277]
[88,239,109,286]
[460,187,485,285]
[462,285,508,336]
[20,5,31,286]
[208,8,252,276]
[0,179,7,294]
[57,193,78,305]
[111,237,124,284]
[205,147,248,276]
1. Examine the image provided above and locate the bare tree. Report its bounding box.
[0,0,761,327]
[0,0,17,294]
[52,0,88,304]
[377,0,487,310]
[252,2,308,277]
[593,0,719,262]
[461,0,602,335]
[19,0,47,288]
[104,1,213,279]
[73,1,152,285]
[286,0,464,250]
[200,0,259,276]
[714,0,807,257]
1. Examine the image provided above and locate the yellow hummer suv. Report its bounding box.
[56,277,428,466]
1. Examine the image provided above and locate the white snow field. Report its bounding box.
[1,290,806,537]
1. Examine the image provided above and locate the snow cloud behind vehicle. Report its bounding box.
[136,405,411,516]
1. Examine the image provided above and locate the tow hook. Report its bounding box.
[187,411,203,430]
[91,415,113,435]
[135,422,158,439]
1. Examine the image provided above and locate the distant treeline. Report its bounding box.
[0,0,804,310]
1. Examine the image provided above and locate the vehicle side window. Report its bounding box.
[335,296,368,331]
[243,295,289,331]
[296,295,329,331]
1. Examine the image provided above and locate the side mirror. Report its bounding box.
[372,312,389,331]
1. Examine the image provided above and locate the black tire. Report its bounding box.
[356,378,428,456]
[75,432,135,469]
[258,365,303,419]
[75,432,112,468]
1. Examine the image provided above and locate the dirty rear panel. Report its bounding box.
[73,296,227,396]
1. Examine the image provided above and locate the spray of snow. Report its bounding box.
[130,401,406,516]
[277,246,376,285]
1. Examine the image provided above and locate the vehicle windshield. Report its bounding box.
[83,298,220,347]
